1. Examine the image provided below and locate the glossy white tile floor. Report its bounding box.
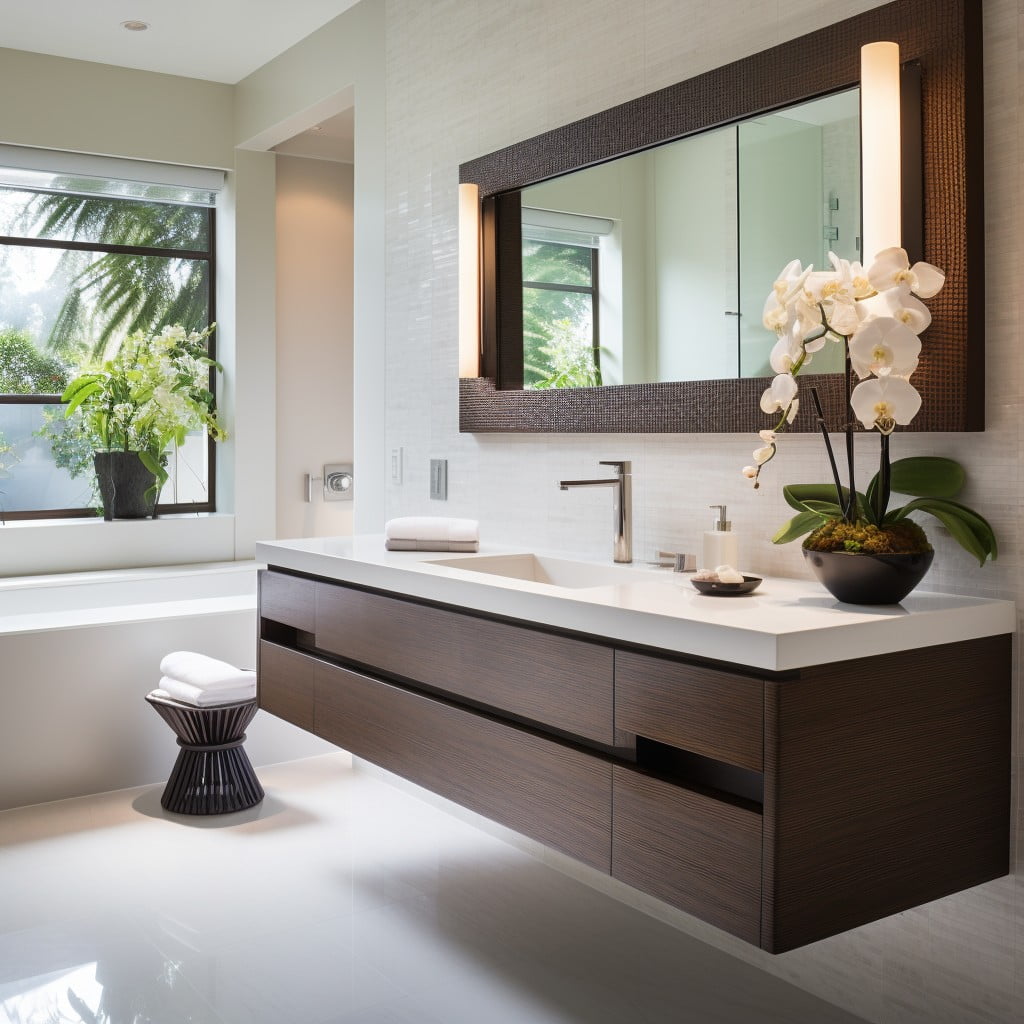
[0,754,867,1024]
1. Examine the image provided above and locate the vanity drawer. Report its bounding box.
[258,640,316,732]
[316,582,615,744]
[615,651,763,771]
[612,766,762,945]
[315,658,612,871]
[260,570,317,633]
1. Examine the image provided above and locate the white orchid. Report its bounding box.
[867,246,945,298]
[762,259,812,333]
[759,372,798,416]
[743,245,943,491]
[847,317,920,380]
[850,376,921,434]
[862,284,932,335]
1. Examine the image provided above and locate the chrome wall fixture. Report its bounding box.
[304,464,354,503]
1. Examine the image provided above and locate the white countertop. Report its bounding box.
[255,536,1016,673]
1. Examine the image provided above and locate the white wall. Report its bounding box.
[235,0,386,533]
[275,154,355,540]
[382,0,1024,1021]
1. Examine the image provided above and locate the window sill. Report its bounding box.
[0,512,236,578]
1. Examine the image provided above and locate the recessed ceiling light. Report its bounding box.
[120,20,150,32]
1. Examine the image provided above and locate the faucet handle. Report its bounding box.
[599,460,631,474]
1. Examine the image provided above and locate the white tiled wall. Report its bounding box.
[382,1,1022,1020]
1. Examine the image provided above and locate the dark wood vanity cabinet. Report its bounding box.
[258,567,1011,953]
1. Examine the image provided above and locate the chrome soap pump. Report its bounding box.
[702,504,738,570]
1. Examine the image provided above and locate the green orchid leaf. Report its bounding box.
[771,510,824,545]
[888,456,966,499]
[891,498,997,566]
[782,483,867,522]
[783,484,847,513]
[800,500,844,517]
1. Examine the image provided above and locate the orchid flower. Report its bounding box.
[759,372,798,416]
[867,246,945,298]
[862,284,933,335]
[850,375,921,434]
[848,317,920,380]
[762,260,812,332]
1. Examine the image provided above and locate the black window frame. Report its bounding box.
[0,194,217,521]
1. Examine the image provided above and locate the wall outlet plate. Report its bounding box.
[323,463,354,501]
[429,459,447,500]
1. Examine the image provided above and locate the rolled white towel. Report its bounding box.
[159,651,255,692]
[158,676,257,707]
[384,516,479,544]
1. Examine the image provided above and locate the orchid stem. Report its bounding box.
[809,387,846,514]
[876,431,891,523]
[843,346,857,523]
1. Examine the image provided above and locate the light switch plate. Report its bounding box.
[429,459,448,500]
[390,447,403,484]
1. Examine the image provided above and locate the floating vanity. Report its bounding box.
[254,537,1013,953]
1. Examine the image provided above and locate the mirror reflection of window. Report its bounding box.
[517,87,860,388]
[521,208,611,389]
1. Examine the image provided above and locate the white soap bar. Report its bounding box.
[715,565,744,584]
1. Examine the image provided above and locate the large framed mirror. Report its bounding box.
[459,0,982,434]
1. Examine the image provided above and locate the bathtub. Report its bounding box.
[0,561,334,810]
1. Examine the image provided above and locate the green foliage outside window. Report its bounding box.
[522,239,600,389]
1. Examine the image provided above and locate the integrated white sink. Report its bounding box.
[427,552,664,589]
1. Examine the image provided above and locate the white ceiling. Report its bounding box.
[0,0,362,84]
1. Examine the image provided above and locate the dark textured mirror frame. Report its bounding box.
[458,0,983,434]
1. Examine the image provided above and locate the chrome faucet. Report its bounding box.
[559,460,633,564]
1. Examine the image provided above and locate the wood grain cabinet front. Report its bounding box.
[316,582,615,745]
[259,570,317,633]
[257,568,1012,954]
[258,640,316,733]
[612,766,762,945]
[615,650,764,771]
[313,655,613,871]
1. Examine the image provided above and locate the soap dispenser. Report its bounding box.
[703,504,738,570]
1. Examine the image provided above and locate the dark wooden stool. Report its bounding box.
[146,692,264,814]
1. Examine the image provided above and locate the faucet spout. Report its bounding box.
[558,460,632,563]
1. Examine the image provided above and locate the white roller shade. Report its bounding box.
[0,145,225,206]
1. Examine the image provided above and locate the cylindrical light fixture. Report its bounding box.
[458,182,481,377]
[860,41,902,264]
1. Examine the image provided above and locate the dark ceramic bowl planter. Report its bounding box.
[94,451,159,520]
[803,546,934,605]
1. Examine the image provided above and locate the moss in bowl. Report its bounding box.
[803,518,932,555]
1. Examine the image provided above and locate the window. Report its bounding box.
[0,152,220,520]
[521,208,613,390]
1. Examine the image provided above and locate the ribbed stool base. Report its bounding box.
[146,693,264,815]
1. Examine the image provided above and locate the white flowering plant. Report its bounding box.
[746,247,996,566]
[61,324,226,498]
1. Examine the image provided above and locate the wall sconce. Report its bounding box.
[860,41,902,264]
[458,182,481,377]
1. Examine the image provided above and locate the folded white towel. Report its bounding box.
[158,676,257,707]
[159,651,255,692]
[384,516,480,544]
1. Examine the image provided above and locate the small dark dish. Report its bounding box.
[690,574,763,596]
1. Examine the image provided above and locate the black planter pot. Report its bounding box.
[803,547,934,605]
[94,451,158,520]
